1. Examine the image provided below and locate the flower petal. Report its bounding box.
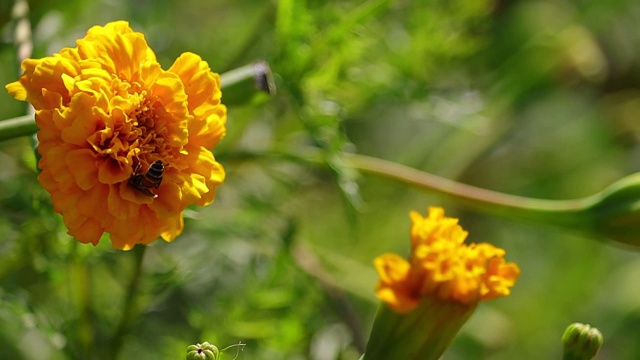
[65,149,98,190]
[159,214,184,243]
[168,52,227,149]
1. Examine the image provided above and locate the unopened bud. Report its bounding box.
[186,342,219,360]
[586,173,640,247]
[562,323,603,360]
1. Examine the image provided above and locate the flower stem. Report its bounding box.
[220,148,595,232]
[70,242,97,359]
[108,245,146,360]
[0,64,267,141]
[345,153,592,224]
[0,114,38,141]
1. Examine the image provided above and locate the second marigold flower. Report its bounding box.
[363,207,520,360]
[375,206,520,312]
[5,21,226,250]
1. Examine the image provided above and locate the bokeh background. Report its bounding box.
[2,0,640,359]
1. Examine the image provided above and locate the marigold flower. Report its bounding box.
[5,21,226,250]
[375,206,520,312]
[363,207,520,360]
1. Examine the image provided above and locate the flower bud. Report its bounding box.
[362,207,519,360]
[186,342,219,360]
[584,173,640,247]
[562,323,603,360]
[483,172,640,249]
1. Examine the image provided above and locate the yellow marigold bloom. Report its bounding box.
[5,21,226,250]
[374,207,520,313]
[364,207,520,359]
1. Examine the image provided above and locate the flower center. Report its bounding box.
[87,90,175,177]
[128,97,168,166]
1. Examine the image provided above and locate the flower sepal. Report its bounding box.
[582,173,640,247]
[362,297,476,360]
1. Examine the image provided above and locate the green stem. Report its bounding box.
[0,65,262,141]
[220,148,595,229]
[69,242,96,359]
[108,245,146,360]
[0,114,38,141]
[77,259,96,358]
[345,153,592,224]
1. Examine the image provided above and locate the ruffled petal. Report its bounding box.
[168,52,227,149]
[65,149,99,190]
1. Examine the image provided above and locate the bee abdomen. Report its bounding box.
[128,159,164,197]
[146,160,164,188]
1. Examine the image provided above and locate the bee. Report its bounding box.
[129,160,164,198]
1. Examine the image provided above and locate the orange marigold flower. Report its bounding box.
[5,21,226,250]
[374,207,520,313]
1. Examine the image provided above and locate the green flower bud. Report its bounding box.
[186,342,219,360]
[469,172,640,249]
[584,173,640,247]
[562,323,603,360]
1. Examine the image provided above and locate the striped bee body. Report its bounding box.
[129,160,164,198]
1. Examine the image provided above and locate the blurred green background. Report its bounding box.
[1,0,640,358]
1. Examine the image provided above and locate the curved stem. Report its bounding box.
[345,153,591,215]
[220,148,595,228]
[108,245,146,360]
